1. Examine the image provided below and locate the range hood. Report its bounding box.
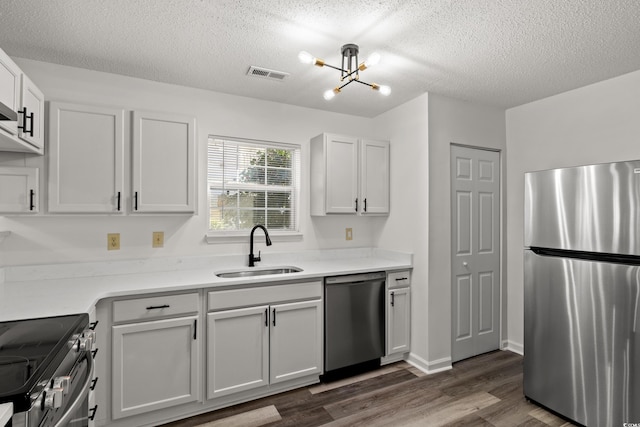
[0,101,17,121]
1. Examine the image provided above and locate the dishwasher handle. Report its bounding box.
[325,272,386,285]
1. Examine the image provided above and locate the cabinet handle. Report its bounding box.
[391,291,395,307]
[265,308,268,327]
[17,107,27,132]
[364,198,367,212]
[272,308,276,326]
[29,189,35,211]
[117,191,121,211]
[193,319,197,340]
[89,320,99,330]
[27,111,34,136]
[134,191,138,210]
[90,377,99,391]
[89,405,98,421]
[355,198,358,212]
[91,348,99,359]
[16,108,34,137]
[146,304,170,310]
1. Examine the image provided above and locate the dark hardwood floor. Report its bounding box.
[162,351,576,427]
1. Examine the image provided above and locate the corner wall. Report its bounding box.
[505,69,640,352]
[427,94,506,367]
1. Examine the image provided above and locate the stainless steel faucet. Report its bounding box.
[248,224,272,267]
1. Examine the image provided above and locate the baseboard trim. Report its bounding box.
[503,340,524,355]
[407,353,452,374]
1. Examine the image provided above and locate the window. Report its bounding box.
[207,136,300,238]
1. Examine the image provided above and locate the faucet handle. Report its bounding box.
[255,251,261,262]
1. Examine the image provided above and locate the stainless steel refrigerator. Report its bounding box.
[524,160,640,427]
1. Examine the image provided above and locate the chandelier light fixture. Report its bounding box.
[298,44,391,100]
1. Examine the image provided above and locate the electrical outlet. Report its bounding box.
[152,231,164,248]
[107,233,120,250]
[346,228,353,241]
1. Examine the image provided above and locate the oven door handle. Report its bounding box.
[53,350,95,427]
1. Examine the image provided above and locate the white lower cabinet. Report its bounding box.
[110,293,200,420]
[207,282,322,401]
[386,270,411,357]
[207,306,269,398]
[269,300,323,384]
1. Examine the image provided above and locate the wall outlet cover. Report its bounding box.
[152,231,164,248]
[107,233,120,250]
[346,228,353,241]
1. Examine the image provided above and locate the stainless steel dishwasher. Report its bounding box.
[324,272,385,374]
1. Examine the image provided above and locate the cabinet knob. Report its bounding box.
[463,262,469,268]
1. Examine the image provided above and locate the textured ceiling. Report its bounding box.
[1,0,640,117]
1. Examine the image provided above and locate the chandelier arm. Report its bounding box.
[322,63,344,72]
[337,79,356,90]
[353,79,374,88]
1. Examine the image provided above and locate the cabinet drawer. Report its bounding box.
[388,270,411,288]
[208,281,322,311]
[113,293,199,323]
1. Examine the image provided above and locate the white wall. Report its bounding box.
[505,69,640,352]
[427,94,506,367]
[0,59,387,266]
[374,93,506,371]
[373,93,430,369]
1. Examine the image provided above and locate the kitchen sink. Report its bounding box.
[215,266,303,278]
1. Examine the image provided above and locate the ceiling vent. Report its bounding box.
[247,66,289,81]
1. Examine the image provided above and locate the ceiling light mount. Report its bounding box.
[299,43,390,100]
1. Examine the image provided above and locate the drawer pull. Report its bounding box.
[89,320,99,330]
[89,405,98,421]
[395,277,408,281]
[91,348,99,359]
[146,304,170,310]
[90,377,99,391]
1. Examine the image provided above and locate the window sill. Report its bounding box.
[205,231,303,244]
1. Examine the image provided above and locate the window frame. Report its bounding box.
[205,135,302,244]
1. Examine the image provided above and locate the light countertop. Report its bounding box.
[0,403,11,427]
[0,248,412,322]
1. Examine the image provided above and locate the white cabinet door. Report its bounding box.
[112,316,199,419]
[0,49,20,138]
[387,287,411,355]
[18,74,45,152]
[325,134,358,214]
[0,166,38,213]
[270,299,322,384]
[131,110,196,213]
[206,306,269,399]
[360,139,389,215]
[311,133,390,216]
[48,102,125,213]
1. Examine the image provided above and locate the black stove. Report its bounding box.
[0,314,89,413]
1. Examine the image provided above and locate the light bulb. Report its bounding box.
[298,51,314,65]
[364,52,381,68]
[323,89,336,100]
[379,85,391,96]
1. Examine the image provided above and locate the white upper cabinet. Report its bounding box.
[0,47,45,154]
[48,102,125,213]
[131,110,196,213]
[18,74,45,151]
[360,138,390,215]
[310,133,389,216]
[0,166,39,213]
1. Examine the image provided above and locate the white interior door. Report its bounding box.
[450,145,500,362]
